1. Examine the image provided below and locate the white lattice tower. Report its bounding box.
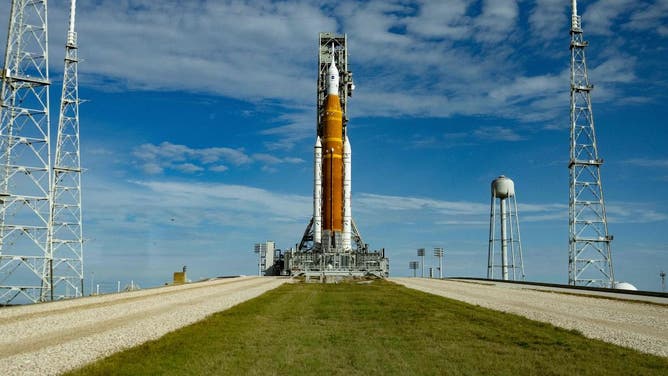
[51,0,83,299]
[0,0,53,304]
[568,0,614,287]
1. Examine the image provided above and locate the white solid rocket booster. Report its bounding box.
[343,135,352,250]
[314,136,322,244]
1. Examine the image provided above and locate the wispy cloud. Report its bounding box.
[408,125,525,149]
[474,0,519,43]
[607,202,668,223]
[133,142,303,175]
[622,158,668,168]
[403,0,471,40]
[624,0,668,36]
[529,0,569,41]
[473,126,525,142]
[583,0,637,36]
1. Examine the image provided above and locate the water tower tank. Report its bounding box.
[492,175,515,199]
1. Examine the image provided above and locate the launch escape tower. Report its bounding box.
[51,0,84,299]
[285,33,388,278]
[0,0,53,304]
[568,0,614,287]
[487,176,525,281]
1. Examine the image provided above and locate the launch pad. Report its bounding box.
[268,33,388,279]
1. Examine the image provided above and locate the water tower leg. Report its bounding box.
[500,198,508,280]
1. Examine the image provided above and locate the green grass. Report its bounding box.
[67,280,668,375]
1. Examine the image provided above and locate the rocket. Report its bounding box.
[313,45,352,250]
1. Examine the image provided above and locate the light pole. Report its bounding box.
[417,248,425,278]
[434,247,444,279]
[409,261,419,277]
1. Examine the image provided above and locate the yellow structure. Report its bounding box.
[173,271,186,285]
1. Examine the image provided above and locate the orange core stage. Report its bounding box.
[322,94,343,232]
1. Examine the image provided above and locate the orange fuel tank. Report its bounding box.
[322,94,343,232]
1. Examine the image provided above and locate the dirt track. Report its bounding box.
[0,276,287,375]
[391,277,668,357]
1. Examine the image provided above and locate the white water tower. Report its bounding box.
[488,176,525,281]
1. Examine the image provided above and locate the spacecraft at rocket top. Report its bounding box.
[313,45,352,251]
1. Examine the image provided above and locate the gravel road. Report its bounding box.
[391,278,668,357]
[0,276,287,375]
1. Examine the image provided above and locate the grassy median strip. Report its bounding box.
[68,280,668,375]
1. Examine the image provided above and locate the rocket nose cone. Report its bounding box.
[315,136,322,147]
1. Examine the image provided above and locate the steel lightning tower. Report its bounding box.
[568,0,614,287]
[0,0,53,304]
[51,0,83,299]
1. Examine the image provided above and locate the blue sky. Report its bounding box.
[1,0,666,291]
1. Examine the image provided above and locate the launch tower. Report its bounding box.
[51,0,84,299]
[0,0,53,304]
[568,0,614,287]
[285,33,388,279]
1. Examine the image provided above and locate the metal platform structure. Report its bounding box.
[51,0,84,299]
[0,0,53,304]
[568,0,614,287]
[285,33,388,279]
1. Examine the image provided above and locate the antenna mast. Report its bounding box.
[0,0,53,304]
[568,0,615,287]
[51,0,84,299]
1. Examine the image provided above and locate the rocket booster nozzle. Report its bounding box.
[327,44,340,95]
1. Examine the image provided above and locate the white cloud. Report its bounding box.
[133,142,248,174]
[589,56,636,84]
[141,162,164,175]
[174,163,204,174]
[473,126,525,142]
[132,141,303,175]
[404,0,471,39]
[209,165,229,172]
[622,158,668,168]
[252,153,304,165]
[529,0,569,41]
[624,0,668,34]
[582,0,636,36]
[607,203,668,223]
[474,0,520,43]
